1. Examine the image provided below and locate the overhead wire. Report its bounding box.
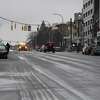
[0,16,40,26]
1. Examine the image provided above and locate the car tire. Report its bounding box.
[52,50,55,53]
[44,50,46,53]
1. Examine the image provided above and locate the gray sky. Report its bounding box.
[0,0,83,42]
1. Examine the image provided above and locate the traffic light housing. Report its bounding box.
[24,25,28,31]
[28,25,31,31]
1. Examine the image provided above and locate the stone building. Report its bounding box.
[74,12,83,45]
[83,0,94,45]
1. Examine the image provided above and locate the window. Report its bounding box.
[83,4,85,9]
[84,32,86,36]
[91,19,93,24]
[91,9,93,14]
[88,10,90,16]
[88,0,90,6]
[88,30,90,35]
[83,22,85,27]
[88,20,90,25]
[90,25,92,31]
[83,14,85,18]
[86,3,88,8]
[91,0,93,4]
[86,31,87,36]
[74,33,77,37]
[86,12,88,17]
[86,22,87,26]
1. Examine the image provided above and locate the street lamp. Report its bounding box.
[70,18,72,49]
[74,13,83,46]
[53,13,64,23]
[53,13,64,47]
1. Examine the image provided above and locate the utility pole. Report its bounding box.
[70,18,72,49]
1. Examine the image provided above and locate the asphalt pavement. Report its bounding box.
[0,50,100,100]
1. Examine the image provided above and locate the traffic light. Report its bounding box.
[11,22,13,31]
[28,25,31,31]
[14,23,16,29]
[22,25,24,31]
[24,24,28,31]
[11,25,13,31]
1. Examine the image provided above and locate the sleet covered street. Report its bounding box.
[0,51,100,100]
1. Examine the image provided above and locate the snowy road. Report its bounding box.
[0,51,100,100]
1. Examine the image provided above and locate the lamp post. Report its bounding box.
[53,13,64,23]
[53,13,64,47]
[70,18,72,49]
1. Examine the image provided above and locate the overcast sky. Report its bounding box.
[0,0,83,42]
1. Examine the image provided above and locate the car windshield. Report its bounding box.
[0,0,100,100]
[0,42,5,46]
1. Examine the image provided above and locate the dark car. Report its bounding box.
[18,43,28,51]
[0,42,8,59]
[18,45,28,51]
[43,42,56,53]
[82,44,100,55]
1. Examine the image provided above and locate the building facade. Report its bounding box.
[74,12,83,45]
[83,0,94,45]
[83,0,100,45]
[94,0,99,39]
[99,0,100,31]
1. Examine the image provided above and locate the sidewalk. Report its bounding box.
[65,51,82,56]
[63,48,82,55]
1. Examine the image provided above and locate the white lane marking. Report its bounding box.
[19,55,91,100]
[0,72,33,76]
[13,56,32,100]
[40,55,94,70]
[30,54,84,73]
[34,65,91,100]
[18,54,83,75]
[33,52,98,66]
[18,56,56,100]
[20,90,31,100]
[32,52,99,71]
[31,70,58,100]
[33,55,98,84]
[18,56,58,100]
[0,79,24,85]
[0,79,24,91]
[18,56,26,60]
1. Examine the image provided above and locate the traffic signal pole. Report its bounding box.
[70,18,72,49]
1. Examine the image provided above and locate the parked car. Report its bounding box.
[82,44,100,55]
[0,42,8,59]
[89,45,100,55]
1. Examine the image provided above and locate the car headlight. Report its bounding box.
[25,46,28,49]
[19,46,21,49]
